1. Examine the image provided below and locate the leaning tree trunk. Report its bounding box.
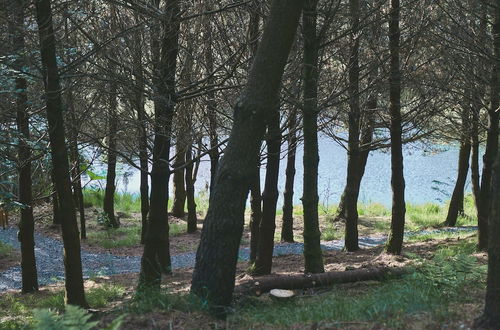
[445,106,471,227]
[35,0,87,307]
[301,0,324,274]
[343,0,361,252]
[281,109,298,243]
[254,111,281,275]
[385,0,406,255]
[191,0,304,315]
[138,0,179,289]
[12,0,38,293]
[249,170,262,264]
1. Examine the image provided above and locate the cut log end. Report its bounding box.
[269,289,295,299]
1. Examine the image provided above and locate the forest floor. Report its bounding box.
[0,198,485,329]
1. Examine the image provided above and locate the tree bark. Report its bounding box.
[191,0,304,314]
[301,0,325,274]
[476,1,500,325]
[131,15,149,244]
[35,0,87,307]
[138,0,180,289]
[171,129,187,218]
[254,111,281,275]
[249,170,262,264]
[235,267,406,296]
[103,6,119,229]
[185,144,197,233]
[385,0,406,255]
[12,0,38,293]
[445,106,471,227]
[343,0,361,252]
[204,1,219,193]
[281,109,297,243]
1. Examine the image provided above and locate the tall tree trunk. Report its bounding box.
[249,170,262,264]
[191,0,304,314]
[185,144,197,233]
[34,0,87,307]
[254,111,281,275]
[301,0,324,273]
[67,92,86,238]
[385,0,406,255]
[51,173,61,225]
[103,6,119,229]
[343,0,361,252]
[445,106,471,227]
[470,104,481,208]
[102,88,119,228]
[139,0,180,289]
[478,82,500,251]
[12,0,38,293]
[281,109,297,243]
[171,129,187,218]
[131,15,149,244]
[476,1,500,325]
[204,1,219,192]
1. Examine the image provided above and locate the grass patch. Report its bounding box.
[87,222,187,249]
[83,189,142,213]
[322,223,341,241]
[127,289,202,315]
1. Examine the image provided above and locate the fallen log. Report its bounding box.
[235,267,407,296]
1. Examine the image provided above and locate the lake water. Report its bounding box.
[87,135,477,207]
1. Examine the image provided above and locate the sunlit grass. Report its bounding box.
[82,188,142,213]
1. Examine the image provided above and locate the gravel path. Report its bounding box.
[0,226,477,292]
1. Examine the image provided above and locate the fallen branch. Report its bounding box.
[235,267,407,296]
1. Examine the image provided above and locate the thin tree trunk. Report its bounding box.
[102,89,119,228]
[185,144,197,233]
[191,0,304,314]
[254,111,281,275]
[35,0,87,307]
[12,0,38,293]
[301,0,324,273]
[103,5,119,229]
[138,0,179,289]
[470,105,481,208]
[249,170,262,264]
[281,109,297,243]
[171,125,187,218]
[204,1,219,192]
[386,0,406,255]
[131,15,149,244]
[343,0,361,252]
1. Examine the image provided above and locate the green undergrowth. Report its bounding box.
[0,284,125,329]
[83,189,142,214]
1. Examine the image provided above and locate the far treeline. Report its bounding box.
[1,0,500,326]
